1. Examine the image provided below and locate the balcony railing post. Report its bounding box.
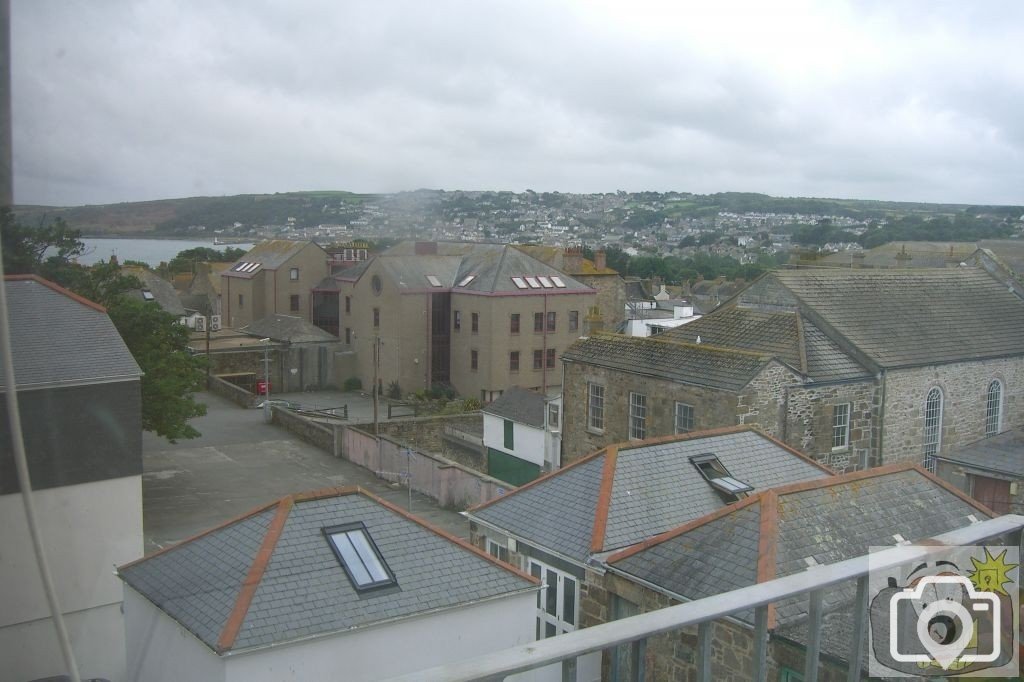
[752,605,769,682]
[629,637,646,682]
[697,622,713,682]
[847,575,869,681]
[803,589,824,682]
[561,655,576,682]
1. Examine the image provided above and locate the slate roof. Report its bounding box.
[817,242,976,269]
[770,268,1024,368]
[514,245,619,275]
[223,240,324,278]
[482,386,546,428]
[469,426,831,563]
[608,464,992,641]
[0,276,141,390]
[934,428,1024,478]
[561,332,780,392]
[662,306,870,382]
[344,242,593,294]
[122,266,187,315]
[118,487,537,654]
[240,314,340,344]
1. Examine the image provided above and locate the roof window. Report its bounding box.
[511,277,528,289]
[690,453,753,502]
[425,275,443,287]
[458,274,476,287]
[525,276,541,288]
[538,276,554,288]
[323,523,397,591]
[551,276,567,288]
[231,261,262,273]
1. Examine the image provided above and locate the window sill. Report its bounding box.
[831,446,850,454]
[586,427,604,436]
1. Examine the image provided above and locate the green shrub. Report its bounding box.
[343,377,362,391]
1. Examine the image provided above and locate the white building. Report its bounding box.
[483,387,561,485]
[118,487,548,682]
[1,275,144,682]
[623,300,701,337]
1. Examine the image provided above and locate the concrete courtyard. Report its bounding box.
[141,391,468,554]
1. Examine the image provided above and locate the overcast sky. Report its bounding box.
[12,1,1024,207]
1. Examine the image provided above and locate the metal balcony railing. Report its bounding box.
[384,514,1024,682]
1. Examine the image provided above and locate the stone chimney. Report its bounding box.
[563,246,583,274]
[584,305,604,335]
[594,249,607,271]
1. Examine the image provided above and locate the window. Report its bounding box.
[588,383,605,431]
[323,523,396,591]
[533,349,543,370]
[779,668,805,682]
[458,274,476,287]
[551,276,566,288]
[529,558,579,639]
[344,296,351,314]
[546,311,556,332]
[373,307,380,328]
[454,310,461,331]
[548,403,560,429]
[674,402,694,434]
[471,312,479,333]
[289,267,299,280]
[691,453,754,502]
[569,310,579,331]
[509,351,520,372]
[534,312,544,332]
[345,327,351,344]
[546,348,556,369]
[538,276,553,288]
[371,275,382,295]
[511,276,528,289]
[238,293,244,307]
[629,392,647,440]
[986,380,1003,436]
[832,403,850,450]
[487,538,509,563]
[425,275,442,287]
[923,387,943,471]
[503,419,514,449]
[510,313,520,334]
[289,294,300,311]
[471,350,478,371]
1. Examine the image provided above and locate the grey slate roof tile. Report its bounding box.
[240,313,340,343]
[0,276,141,389]
[771,269,1024,368]
[562,333,775,392]
[119,489,535,653]
[935,428,1024,478]
[482,386,546,427]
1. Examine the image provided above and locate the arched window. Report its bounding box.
[922,388,943,471]
[985,380,1003,436]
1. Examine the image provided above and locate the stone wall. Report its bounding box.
[271,406,333,452]
[207,374,258,408]
[354,413,485,472]
[881,357,1024,464]
[736,362,802,439]
[562,361,739,463]
[783,379,880,471]
[577,274,626,330]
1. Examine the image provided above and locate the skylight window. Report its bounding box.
[551,276,566,288]
[141,290,155,301]
[231,261,262,273]
[690,453,753,502]
[538,276,554,288]
[323,524,396,591]
[425,275,443,287]
[511,277,528,289]
[525,276,541,288]
[458,274,476,287]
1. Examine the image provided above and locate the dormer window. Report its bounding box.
[691,453,753,502]
[323,523,396,591]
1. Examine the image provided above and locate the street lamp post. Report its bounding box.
[260,338,271,423]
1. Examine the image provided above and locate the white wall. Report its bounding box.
[483,413,546,467]
[225,591,555,682]
[0,475,142,682]
[123,588,226,682]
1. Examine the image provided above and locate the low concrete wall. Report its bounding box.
[271,406,334,452]
[340,426,510,509]
[357,413,486,471]
[208,374,257,408]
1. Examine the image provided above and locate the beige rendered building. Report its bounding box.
[222,240,329,329]
[331,242,597,401]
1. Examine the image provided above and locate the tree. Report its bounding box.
[1,209,206,442]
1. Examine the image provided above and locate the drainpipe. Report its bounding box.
[876,370,887,468]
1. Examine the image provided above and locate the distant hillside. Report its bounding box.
[13,191,369,235]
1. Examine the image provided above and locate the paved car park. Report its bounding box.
[141,391,468,554]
